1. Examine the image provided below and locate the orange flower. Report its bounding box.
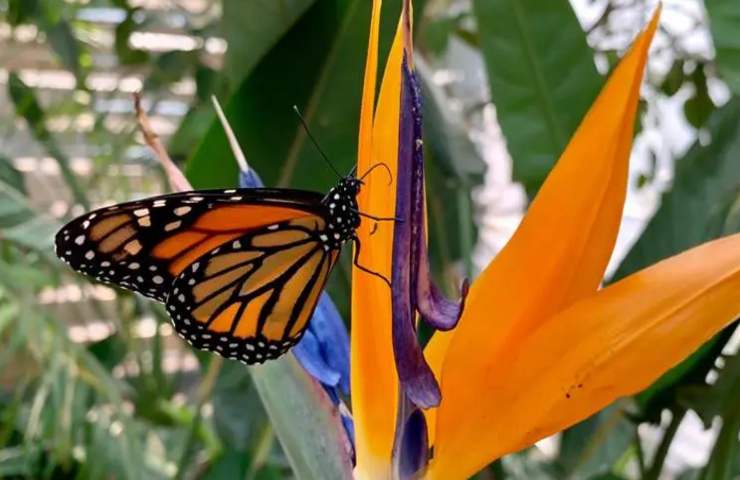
[350,2,740,479]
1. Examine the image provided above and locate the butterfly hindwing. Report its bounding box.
[166,216,340,364]
[54,188,326,301]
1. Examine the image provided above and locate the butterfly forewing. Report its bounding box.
[54,188,325,302]
[165,216,339,363]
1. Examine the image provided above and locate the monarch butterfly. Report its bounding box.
[55,168,390,365]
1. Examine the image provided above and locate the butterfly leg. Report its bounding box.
[351,235,391,287]
[354,211,403,223]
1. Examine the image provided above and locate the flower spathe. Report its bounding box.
[352,2,740,479]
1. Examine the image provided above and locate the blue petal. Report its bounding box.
[239,168,263,189]
[310,293,351,395]
[292,329,342,387]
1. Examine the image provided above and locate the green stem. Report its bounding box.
[643,407,686,480]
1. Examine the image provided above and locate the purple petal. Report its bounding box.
[391,56,442,409]
[415,226,469,331]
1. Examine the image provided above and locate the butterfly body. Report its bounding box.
[55,177,363,364]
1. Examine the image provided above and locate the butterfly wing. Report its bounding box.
[54,188,326,302]
[165,215,340,364]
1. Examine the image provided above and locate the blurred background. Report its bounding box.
[0,0,737,478]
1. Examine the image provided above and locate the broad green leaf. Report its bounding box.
[471,0,601,194]
[186,0,406,191]
[249,356,353,480]
[557,403,636,478]
[221,0,317,90]
[706,0,740,95]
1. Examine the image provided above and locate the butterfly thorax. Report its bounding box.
[320,177,361,250]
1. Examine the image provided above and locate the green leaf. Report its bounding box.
[114,9,149,66]
[683,65,714,129]
[249,356,353,480]
[211,361,267,451]
[7,72,88,209]
[0,178,59,254]
[557,402,637,478]
[43,20,83,81]
[679,354,739,427]
[221,0,317,90]
[472,0,601,195]
[660,60,686,96]
[186,0,405,191]
[706,0,740,95]
[557,403,636,478]
[0,155,25,195]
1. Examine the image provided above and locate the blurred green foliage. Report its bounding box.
[0,0,737,479]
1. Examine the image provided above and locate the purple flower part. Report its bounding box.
[415,220,469,331]
[397,408,429,479]
[405,68,467,332]
[391,56,442,409]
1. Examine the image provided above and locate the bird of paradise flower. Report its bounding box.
[349,2,740,479]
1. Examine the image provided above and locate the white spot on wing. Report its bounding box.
[165,221,181,231]
[174,206,191,216]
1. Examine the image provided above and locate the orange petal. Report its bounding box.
[427,233,740,479]
[425,7,661,472]
[351,6,405,478]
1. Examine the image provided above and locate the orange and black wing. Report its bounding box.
[54,188,326,302]
[165,215,340,364]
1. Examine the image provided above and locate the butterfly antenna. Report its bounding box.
[292,105,342,179]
